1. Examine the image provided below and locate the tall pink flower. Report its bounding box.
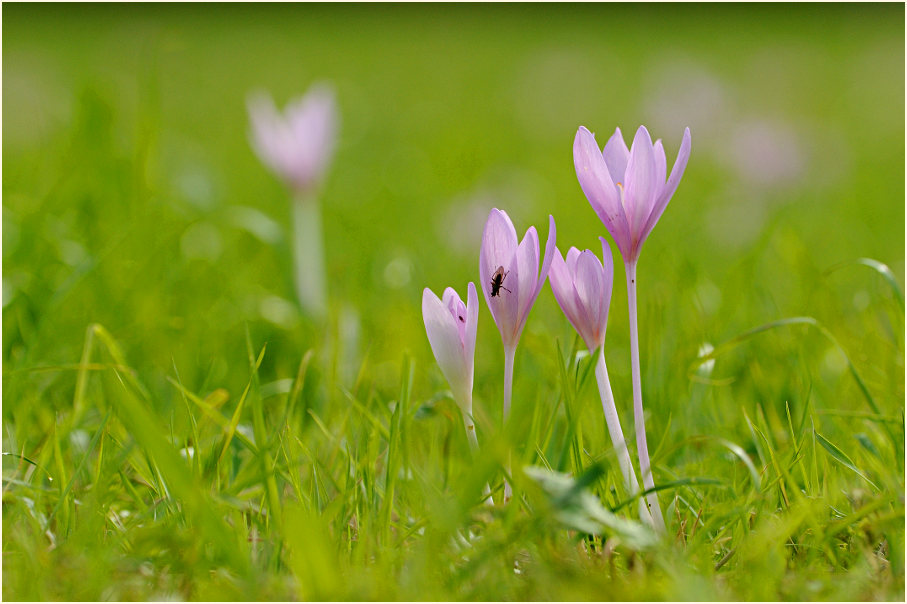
[247,84,338,193]
[573,124,692,533]
[573,125,691,263]
[548,238,614,353]
[479,208,555,502]
[422,283,479,411]
[479,209,556,352]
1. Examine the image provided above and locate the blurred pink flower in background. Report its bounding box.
[644,60,728,146]
[247,83,338,193]
[573,125,691,263]
[247,83,339,321]
[728,119,804,188]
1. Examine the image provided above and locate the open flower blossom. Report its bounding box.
[247,84,338,193]
[479,209,556,351]
[573,125,691,262]
[422,283,479,412]
[573,123,691,534]
[548,238,614,353]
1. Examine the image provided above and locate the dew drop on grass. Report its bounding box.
[696,342,715,378]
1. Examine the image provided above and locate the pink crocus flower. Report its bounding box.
[547,239,614,353]
[573,124,692,534]
[573,125,691,263]
[479,209,557,352]
[247,84,338,193]
[548,238,654,527]
[247,84,339,320]
[479,208,556,502]
[422,283,479,413]
[422,282,493,504]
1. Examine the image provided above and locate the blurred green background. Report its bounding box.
[5,3,903,401]
[2,3,904,599]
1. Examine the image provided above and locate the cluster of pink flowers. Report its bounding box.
[244,85,692,529]
[423,125,691,528]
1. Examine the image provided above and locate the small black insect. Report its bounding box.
[489,266,511,297]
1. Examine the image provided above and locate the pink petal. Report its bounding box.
[653,139,667,195]
[515,226,540,323]
[603,127,630,186]
[442,286,468,347]
[513,215,556,346]
[288,85,338,186]
[480,209,520,346]
[624,126,658,238]
[565,247,581,273]
[574,127,634,259]
[247,92,285,177]
[641,127,692,247]
[549,247,584,336]
[536,214,557,301]
[422,288,468,399]
[479,208,518,296]
[574,129,621,227]
[573,250,606,350]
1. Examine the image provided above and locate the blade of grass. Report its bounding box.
[825,257,905,312]
[693,316,898,452]
[243,331,283,533]
[90,324,250,571]
[218,343,267,465]
[814,430,879,490]
[48,411,110,530]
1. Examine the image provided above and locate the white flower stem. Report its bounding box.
[293,192,327,320]
[462,406,494,506]
[625,260,666,533]
[594,346,654,527]
[502,345,516,503]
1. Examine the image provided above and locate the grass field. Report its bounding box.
[3,3,904,600]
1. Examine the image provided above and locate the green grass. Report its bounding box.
[3,3,904,600]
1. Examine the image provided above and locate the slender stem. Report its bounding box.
[594,346,653,527]
[293,192,327,320]
[502,345,516,503]
[462,406,494,506]
[626,260,666,533]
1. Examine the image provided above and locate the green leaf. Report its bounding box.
[524,465,657,551]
